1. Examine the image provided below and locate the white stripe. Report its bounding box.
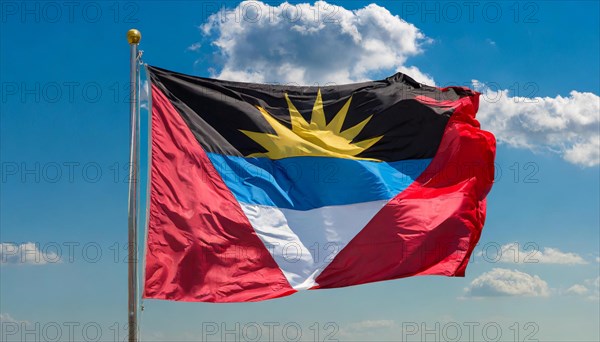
[240,200,388,290]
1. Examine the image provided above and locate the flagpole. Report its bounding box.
[126,28,141,342]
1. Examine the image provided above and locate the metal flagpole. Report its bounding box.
[126,28,141,342]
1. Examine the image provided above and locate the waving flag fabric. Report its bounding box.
[143,66,496,302]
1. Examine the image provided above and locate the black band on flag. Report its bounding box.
[147,65,476,162]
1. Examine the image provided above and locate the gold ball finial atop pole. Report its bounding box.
[127,29,142,45]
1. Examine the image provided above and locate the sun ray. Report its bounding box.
[339,115,375,141]
[326,96,352,134]
[353,136,382,151]
[284,94,309,133]
[310,89,327,130]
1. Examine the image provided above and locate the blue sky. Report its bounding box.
[1,1,599,341]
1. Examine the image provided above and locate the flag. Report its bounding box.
[143,66,496,302]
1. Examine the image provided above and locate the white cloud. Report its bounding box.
[533,247,589,264]
[0,242,60,265]
[566,277,600,300]
[200,1,431,85]
[474,80,600,167]
[187,42,202,52]
[477,243,588,265]
[396,65,435,85]
[566,284,589,295]
[533,247,588,264]
[0,313,29,336]
[0,313,19,323]
[585,276,600,300]
[464,268,550,298]
[0,313,29,326]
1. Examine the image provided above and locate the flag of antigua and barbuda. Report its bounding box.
[143,65,496,302]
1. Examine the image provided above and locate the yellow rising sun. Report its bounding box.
[240,90,382,160]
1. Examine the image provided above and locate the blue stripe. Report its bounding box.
[207,154,431,210]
